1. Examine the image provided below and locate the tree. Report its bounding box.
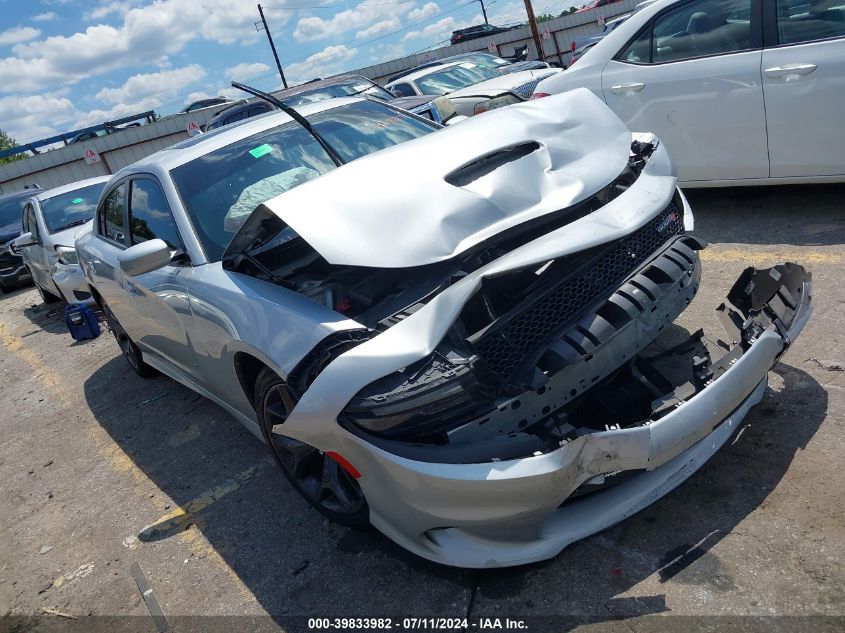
[0,130,26,165]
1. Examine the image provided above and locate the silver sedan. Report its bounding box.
[76,91,811,568]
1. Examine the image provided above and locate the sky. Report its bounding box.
[0,0,562,146]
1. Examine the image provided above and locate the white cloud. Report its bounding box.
[224,62,271,81]
[0,93,76,142]
[402,14,481,41]
[356,18,400,39]
[285,44,358,85]
[1,0,292,95]
[95,65,207,105]
[294,0,405,42]
[408,2,439,21]
[84,1,141,21]
[32,12,59,22]
[0,26,41,46]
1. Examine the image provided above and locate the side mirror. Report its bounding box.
[12,231,38,252]
[118,239,172,276]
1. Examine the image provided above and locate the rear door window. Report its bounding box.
[776,0,845,44]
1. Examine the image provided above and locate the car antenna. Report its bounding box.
[230,81,345,167]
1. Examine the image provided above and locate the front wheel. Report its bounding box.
[35,280,61,304]
[254,367,369,526]
[100,299,158,378]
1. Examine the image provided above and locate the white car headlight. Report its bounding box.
[473,93,521,115]
[55,246,79,266]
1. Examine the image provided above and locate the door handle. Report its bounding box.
[610,82,645,94]
[764,63,817,79]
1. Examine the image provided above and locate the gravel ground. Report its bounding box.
[0,184,843,633]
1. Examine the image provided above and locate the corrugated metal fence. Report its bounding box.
[0,108,219,194]
[354,0,639,84]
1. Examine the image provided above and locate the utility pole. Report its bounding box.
[522,0,545,62]
[477,0,489,25]
[256,4,288,89]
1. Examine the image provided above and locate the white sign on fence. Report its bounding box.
[542,27,551,40]
[597,14,606,27]
[487,41,497,53]
[186,121,202,136]
[83,148,101,165]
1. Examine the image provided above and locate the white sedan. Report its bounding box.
[386,61,561,116]
[533,0,845,187]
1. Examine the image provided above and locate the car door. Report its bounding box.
[20,202,51,289]
[599,0,769,183]
[761,0,845,178]
[123,176,200,381]
[90,181,135,322]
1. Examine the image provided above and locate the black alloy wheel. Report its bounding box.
[254,367,368,526]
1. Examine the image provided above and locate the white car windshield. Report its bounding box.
[40,182,106,233]
[170,100,436,261]
[415,64,501,96]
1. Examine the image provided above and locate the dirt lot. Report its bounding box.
[0,185,843,633]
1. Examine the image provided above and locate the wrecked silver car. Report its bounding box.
[75,89,811,568]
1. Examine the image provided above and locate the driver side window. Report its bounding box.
[23,204,38,239]
[98,183,128,245]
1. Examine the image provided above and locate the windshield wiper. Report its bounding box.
[53,218,91,232]
[230,81,345,167]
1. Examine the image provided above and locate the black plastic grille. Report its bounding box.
[473,203,684,382]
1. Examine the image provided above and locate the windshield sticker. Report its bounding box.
[460,62,477,69]
[249,144,274,159]
[71,198,84,204]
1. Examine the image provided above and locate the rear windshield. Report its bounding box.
[40,182,107,233]
[171,100,436,261]
[415,63,500,95]
[281,79,395,106]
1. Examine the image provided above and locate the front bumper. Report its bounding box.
[0,258,31,288]
[355,264,811,567]
[51,263,93,304]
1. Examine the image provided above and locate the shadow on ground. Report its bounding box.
[83,346,826,625]
[684,184,845,246]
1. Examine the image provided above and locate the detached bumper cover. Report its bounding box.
[356,263,811,567]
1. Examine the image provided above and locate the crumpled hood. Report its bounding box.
[448,68,561,98]
[234,88,631,268]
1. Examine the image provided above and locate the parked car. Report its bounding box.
[450,23,512,45]
[386,62,561,115]
[76,89,811,567]
[14,177,109,304]
[0,187,44,292]
[205,100,275,131]
[577,0,619,12]
[180,97,232,113]
[272,75,396,106]
[533,0,845,186]
[387,54,550,84]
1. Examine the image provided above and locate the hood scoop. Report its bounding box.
[231,89,631,269]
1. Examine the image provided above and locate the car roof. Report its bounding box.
[113,96,367,175]
[270,74,376,100]
[0,188,44,203]
[34,176,111,202]
[206,99,274,124]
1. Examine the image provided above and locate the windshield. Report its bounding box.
[415,63,501,95]
[0,196,27,227]
[171,100,436,261]
[281,79,395,106]
[40,182,106,233]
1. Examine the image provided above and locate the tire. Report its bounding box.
[254,367,369,526]
[100,299,158,378]
[35,281,62,304]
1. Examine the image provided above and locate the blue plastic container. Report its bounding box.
[65,303,101,341]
